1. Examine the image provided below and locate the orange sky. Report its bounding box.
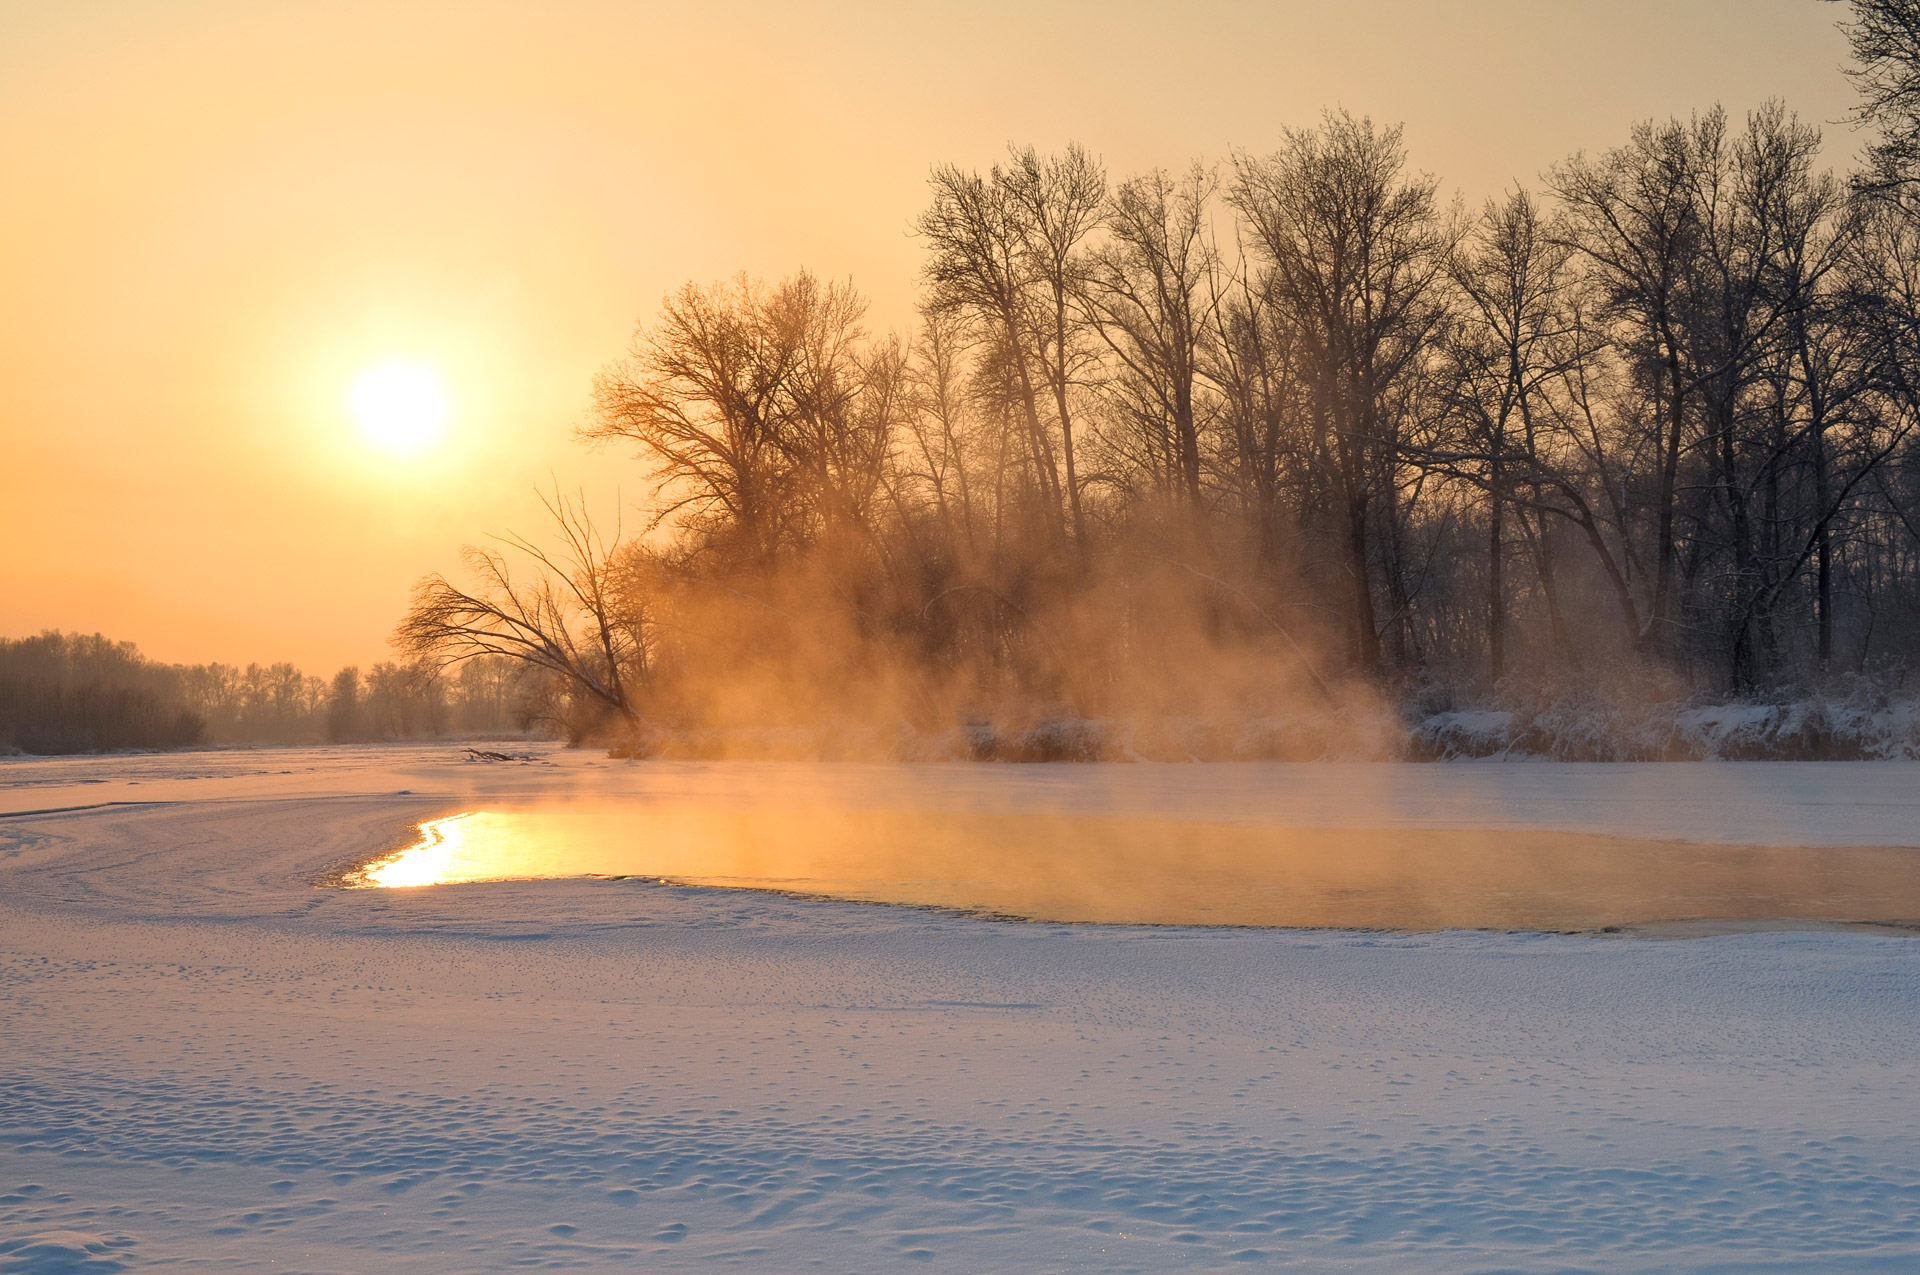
[0,0,1860,673]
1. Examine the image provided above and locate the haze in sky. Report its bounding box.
[0,0,1858,671]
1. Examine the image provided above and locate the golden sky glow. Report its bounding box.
[0,0,1857,671]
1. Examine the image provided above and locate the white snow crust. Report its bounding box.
[3,746,1919,1271]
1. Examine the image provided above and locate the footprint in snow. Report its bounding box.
[0,1231,136,1274]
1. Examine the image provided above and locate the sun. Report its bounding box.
[349,359,449,453]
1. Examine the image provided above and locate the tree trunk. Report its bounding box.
[1488,453,1506,684]
[1174,376,1202,506]
[1002,317,1066,544]
[1050,294,1089,550]
[1720,397,1756,689]
[1347,491,1381,676]
[1814,419,1834,670]
[1646,337,1687,656]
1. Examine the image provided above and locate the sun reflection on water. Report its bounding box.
[363,813,474,887]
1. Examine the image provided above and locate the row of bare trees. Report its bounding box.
[0,631,544,752]
[401,71,1920,741]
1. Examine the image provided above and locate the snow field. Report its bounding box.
[2,747,1919,1271]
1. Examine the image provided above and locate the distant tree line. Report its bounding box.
[399,7,1920,748]
[0,631,541,754]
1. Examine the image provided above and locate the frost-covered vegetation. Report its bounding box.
[606,684,1920,762]
[1406,673,1920,760]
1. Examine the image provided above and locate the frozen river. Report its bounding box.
[3,745,1919,1271]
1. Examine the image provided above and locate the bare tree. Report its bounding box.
[1552,114,1722,657]
[896,305,984,558]
[1231,111,1454,676]
[588,271,895,570]
[920,162,1068,544]
[1435,189,1593,677]
[1002,143,1107,548]
[920,146,1106,552]
[1205,255,1315,579]
[1554,105,1874,684]
[1084,163,1219,509]
[1828,0,1920,190]
[395,490,652,741]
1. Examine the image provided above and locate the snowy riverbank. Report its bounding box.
[607,690,1920,762]
[3,746,1919,1271]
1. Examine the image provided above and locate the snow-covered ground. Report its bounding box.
[3,746,1919,1272]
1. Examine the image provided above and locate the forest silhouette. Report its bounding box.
[395,91,1920,759]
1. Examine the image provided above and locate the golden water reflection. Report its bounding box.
[363,814,474,888]
[352,808,1920,931]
